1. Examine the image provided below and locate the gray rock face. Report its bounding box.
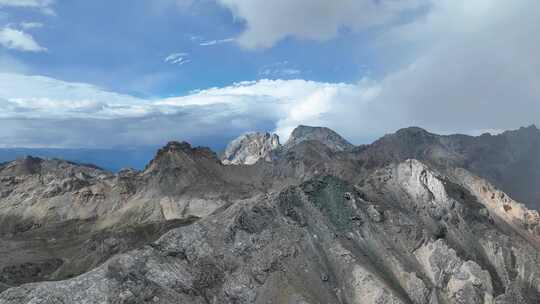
[222,132,281,165]
[2,163,538,303]
[221,125,354,166]
[285,125,355,152]
[357,125,540,210]
[0,126,539,303]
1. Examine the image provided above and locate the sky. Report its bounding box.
[0,0,539,150]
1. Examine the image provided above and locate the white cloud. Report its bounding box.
[199,37,235,46]
[0,27,47,52]
[0,0,55,14]
[0,73,359,147]
[217,0,425,48]
[158,79,343,110]
[164,52,190,66]
[0,73,155,119]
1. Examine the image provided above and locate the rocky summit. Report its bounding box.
[285,125,355,152]
[222,132,281,165]
[0,126,539,304]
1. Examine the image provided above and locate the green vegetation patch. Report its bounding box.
[302,176,355,232]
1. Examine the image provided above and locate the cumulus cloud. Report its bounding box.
[0,73,405,147]
[217,0,425,48]
[0,74,359,147]
[0,27,47,52]
[0,73,151,119]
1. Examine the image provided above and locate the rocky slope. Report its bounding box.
[0,143,265,292]
[0,125,539,303]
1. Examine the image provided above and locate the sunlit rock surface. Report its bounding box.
[221,132,280,165]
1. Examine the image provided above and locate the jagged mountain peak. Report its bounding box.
[157,141,216,157]
[221,132,280,165]
[153,141,217,160]
[147,141,218,169]
[285,125,354,152]
[357,125,540,210]
[220,125,354,165]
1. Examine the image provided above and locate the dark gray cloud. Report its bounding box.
[271,0,540,143]
[367,0,540,134]
[0,104,275,149]
[218,0,425,48]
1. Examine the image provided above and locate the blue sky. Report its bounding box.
[4,0,380,96]
[1,0,539,150]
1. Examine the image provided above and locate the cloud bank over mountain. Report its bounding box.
[0,0,539,148]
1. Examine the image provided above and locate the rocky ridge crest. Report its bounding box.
[221,125,355,166]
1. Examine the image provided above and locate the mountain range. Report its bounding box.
[0,147,159,172]
[0,125,538,303]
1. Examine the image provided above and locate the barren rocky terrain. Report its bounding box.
[0,125,538,303]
